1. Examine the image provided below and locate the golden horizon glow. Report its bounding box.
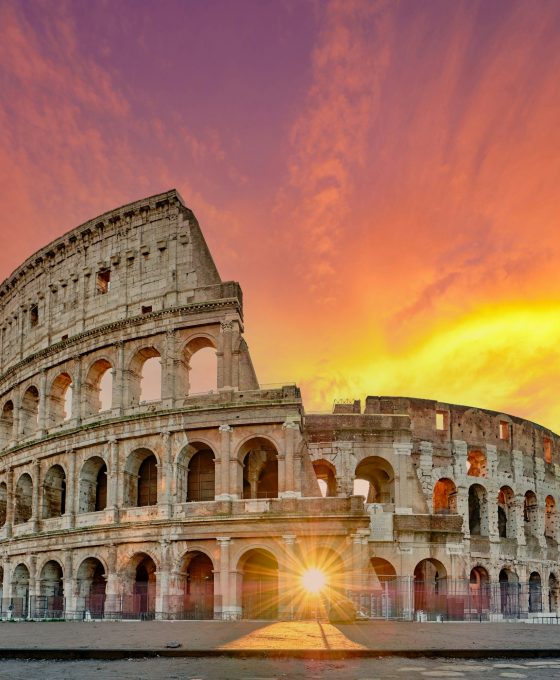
[301,568,327,594]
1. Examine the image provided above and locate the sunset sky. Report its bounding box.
[2,0,560,430]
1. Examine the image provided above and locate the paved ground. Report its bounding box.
[2,657,560,679]
[0,620,559,657]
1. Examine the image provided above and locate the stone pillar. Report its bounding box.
[162,329,176,407]
[38,369,48,436]
[230,442,242,500]
[155,539,170,619]
[514,494,526,546]
[2,558,10,612]
[106,437,120,523]
[112,340,125,413]
[63,550,75,615]
[5,467,14,538]
[393,442,413,513]
[348,531,369,604]
[31,459,40,533]
[278,534,297,620]
[159,431,173,519]
[104,544,120,614]
[280,421,299,497]
[218,320,233,390]
[217,425,232,500]
[71,355,82,426]
[66,450,76,529]
[28,554,37,619]
[217,537,236,619]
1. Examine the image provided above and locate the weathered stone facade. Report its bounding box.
[0,189,558,620]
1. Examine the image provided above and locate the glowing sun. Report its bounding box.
[301,568,327,594]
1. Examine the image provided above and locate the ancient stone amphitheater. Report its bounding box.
[0,189,558,621]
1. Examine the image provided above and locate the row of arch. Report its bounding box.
[0,437,282,526]
[433,478,558,541]
[0,341,218,446]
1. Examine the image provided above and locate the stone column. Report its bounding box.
[63,550,75,615]
[217,537,235,619]
[155,539,171,619]
[71,355,82,426]
[66,450,76,529]
[31,459,40,533]
[162,329,176,407]
[218,320,233,390]
[348,530,369,605]
[159,431,173,519]
[393,442,413,513]
[112,340,125,413]
[104,543,120,614]
[514,494,526,546]
[38,369,48,436]
[217,425,232,500]
[2,558,10,612]
[28,554,37,619]
[280,421,299,497]
[107,437,119,522]
[278,535,297,620]
[5,467,14,538]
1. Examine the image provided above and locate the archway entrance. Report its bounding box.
[469,566,490,616]
[414,559,447,618]
[529,572,542,613]
[76,557,106,617]
[12,564,29,618]
[179,552,214,619]
[241,549,278,619]
[499,568,519,617]
[38,560,64,618]
[123,554,157,619]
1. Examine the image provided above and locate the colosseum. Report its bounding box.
[0,188,558,622]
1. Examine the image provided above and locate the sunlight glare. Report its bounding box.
[301,568,326,594]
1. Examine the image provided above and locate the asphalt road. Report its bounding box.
[1,657,560,679]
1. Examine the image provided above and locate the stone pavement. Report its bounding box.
[0,621,559,659]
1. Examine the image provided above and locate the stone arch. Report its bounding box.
[78,456,108,513]
[414,558,447,617]
[42,464,67,518]
[238,548,279,619]
[312,459,337,497]
[468,483,488,536]
[38,559,64,618]
[122,552,157,618]
[499,567,520,617]
[353,456,395,504]
[370,557,397,582]
[469,565,490,612]
[240,436,279,500]
[177,442,216,503]
[20,385,39,437]
[12,563,30,618]
[47,372,73,426]
[83,358,113,415]
[467,449,487,477]
[14,472,32,524]
[548,572,559,613]
[498,486,515,538]
[128,346,162,405]
[0,481,6,526]
[433,478,457,514]
[177,550,215,619]
[0,399,14,447]
[545,495,556,544]
[124,448,158,507]
[76,556,106,616]
[524,490,539,541]
[183,335,218,395]
[529,571,542,613]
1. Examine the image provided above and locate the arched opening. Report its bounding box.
[0,481,6,526]
[241,438,278,500]
[0,400,14,446]
[42,465,66,518]
[186,449,215,502]
[433,478,457,514]
[524,490,539,541]
[78,457,107,513]
[76,557,106,617]
[38,560,64,618]
[12,563,30,618]
[84,359,113,415]
[469,566,490,613]
[178,551,214,619]
[20,386,39,437]
[498,486,515,538]
[545,495,556,544]
[353,456,395,504]
[129,347,161,405]
[48,372,73,425]
[123,553,157,618]
[312,460,337,497]
[499,568,519,617]
[240,549,279,619]
[366,558,398,619]
[468,484,488,536]
[414,558,447,617]
[467,449,487,477]
[186,340,218,394]
[529,571,542,613]
[124,449,158,507]
[549,573,559,613]
[14,473,32,524]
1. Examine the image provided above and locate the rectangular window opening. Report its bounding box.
[435,411,446,431]
[499,421,509,440]
[142,305,153,314]
[96,270,111,294]
[29,303,39,327]
[544,437,553,464]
